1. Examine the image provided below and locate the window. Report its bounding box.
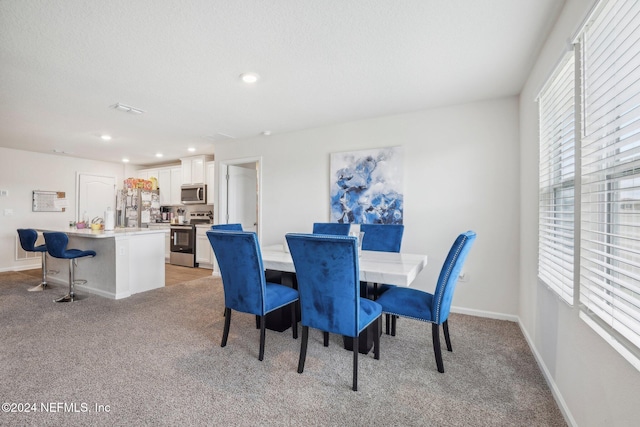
[538,53,576,305]
[579,0,640,363]
[538,0,640,368]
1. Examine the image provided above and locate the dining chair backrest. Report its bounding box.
[360,224,404,253]
[286,233,361,337]
[432,230,476,323]
[312,222,350,236]
[206,230,266,316]
[211,223,243,231]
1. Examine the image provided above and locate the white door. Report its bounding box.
[77,173,116,223]
[226,164,257,232]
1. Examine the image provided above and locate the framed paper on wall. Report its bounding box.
[330,146,403,224]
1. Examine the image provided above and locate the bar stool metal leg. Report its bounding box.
[55,259,87,303]
[28,252,49,292]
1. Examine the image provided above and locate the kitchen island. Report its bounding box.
[36,227,168,299]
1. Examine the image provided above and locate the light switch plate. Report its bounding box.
[4,208,14,216]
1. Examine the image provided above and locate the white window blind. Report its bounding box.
[538,53,576,305]
[580,0,640,352]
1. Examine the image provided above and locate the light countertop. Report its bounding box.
[36,227,170,239]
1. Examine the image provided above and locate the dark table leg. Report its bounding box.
[264,270,299,332]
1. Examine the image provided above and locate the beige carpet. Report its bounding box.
[0,271,566,426]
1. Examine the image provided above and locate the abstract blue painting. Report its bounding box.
[330,146,403,224]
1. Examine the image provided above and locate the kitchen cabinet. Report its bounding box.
[157,166,182,205]
[148,224,171,262]
[170,167,182,205]
[181,155,213,185]
[158,169,171,205]
[138,168,159,181]
[195,224,213,269]
[206,161,215,205]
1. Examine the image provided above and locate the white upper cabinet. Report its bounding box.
[138,165,183,205]
[170,167,182,205]
[138,168,159,182]
[181,155,213,185]
[157,169,171,205]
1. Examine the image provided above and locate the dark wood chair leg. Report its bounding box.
[385,313,391,335]
[373,317,380,360]
[298,326,309,373]
[291,303,298,339]
[255,315,260,329]
[323,331,329,347]
[443,320,452,352]
[221,308,231,347]
[352,336,358,391]
[391,315,397,336]
[258,316,266,361]
[432,323,444,373]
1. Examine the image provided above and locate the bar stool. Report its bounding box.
[17,228,53,292]
[43,232,96,303]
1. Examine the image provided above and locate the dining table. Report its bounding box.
[260,243,428,353]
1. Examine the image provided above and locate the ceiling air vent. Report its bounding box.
[110,103,145,115]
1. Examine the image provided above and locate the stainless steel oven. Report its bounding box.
[170,224,197,267]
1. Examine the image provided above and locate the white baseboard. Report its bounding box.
[0,264,42,273]
[517,320,577,427]
[450,305,519,322]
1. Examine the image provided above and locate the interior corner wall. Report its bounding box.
[214,96,520,317]
[0,147,127,272]
[519,0,640,425]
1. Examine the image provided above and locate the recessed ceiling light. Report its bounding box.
[122,158,130,163]
[155,153,163,158]
[240,72,260,84]
[262,131,272,136]
[101,134,112,141]
[188,147,196,152]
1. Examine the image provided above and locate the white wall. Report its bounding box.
[214,97,520,317]
[0,147,130,271]
[519,0,640,425]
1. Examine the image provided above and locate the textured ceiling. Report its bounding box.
[0,0,564,165]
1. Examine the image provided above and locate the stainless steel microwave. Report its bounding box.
[181,184,207,204]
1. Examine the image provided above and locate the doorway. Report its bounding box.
[217,157,261,238]
[76,173,116,223]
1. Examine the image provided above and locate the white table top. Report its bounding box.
[261,244,428,287]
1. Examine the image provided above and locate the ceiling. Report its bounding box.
[0,0,564,166]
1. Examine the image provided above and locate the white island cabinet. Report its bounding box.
[36,227,168,299]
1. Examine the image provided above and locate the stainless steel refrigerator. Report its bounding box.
[116,188,160,228]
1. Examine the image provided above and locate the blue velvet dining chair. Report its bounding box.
[360,223,405,333]
[312,222,350,235]
[211,223,243,231]
[375,230,476,373]
[206,230,299,361]
[286,233,382,391]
